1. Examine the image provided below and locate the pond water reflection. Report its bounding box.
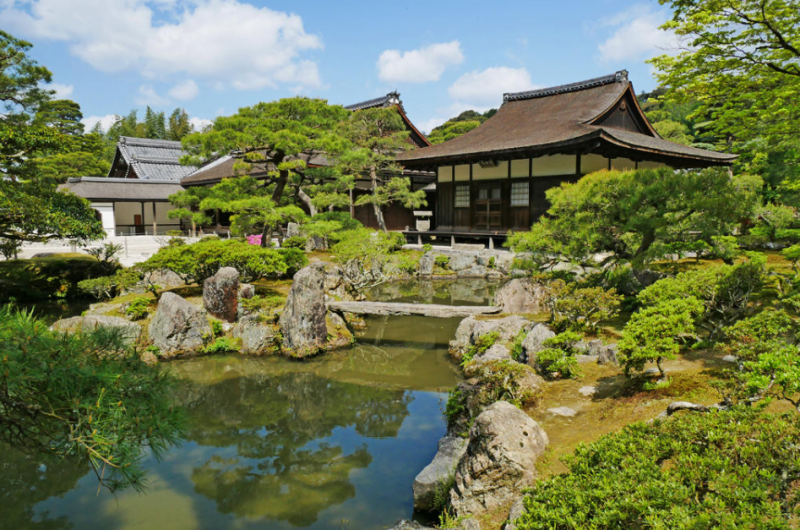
[5,314,463,530]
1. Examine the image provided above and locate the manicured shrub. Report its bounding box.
[545,279,622,332]
[515,408,800,529]
[124,297,151,321]
[0,254,119,301]
[638,257,765,340]
[721,310,800,411]
[434,254,451,270]
[140,239,305,284]
[535,331,583,379]
[282,236,307,249]
[617,297,703,378]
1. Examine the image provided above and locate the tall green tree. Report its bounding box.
[651,0,800,199]
[199,177,307,246]
[144,106,167,139]
[181,98,352,207]
[32,99,84,136]
[0,30,103,243]
[167,107,192,140]
[340,107,426,232]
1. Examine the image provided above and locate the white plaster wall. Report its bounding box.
[532,154,577,176]
[472,160,508,180]
[438,166,453,182]
[91,202,116,238]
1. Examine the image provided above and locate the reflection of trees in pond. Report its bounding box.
[180,371,412,525]
[365,278,503,306]
[0,444,87,530]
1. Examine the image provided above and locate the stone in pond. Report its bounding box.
[203,267,239,322]
[578,386,597,397]
[413,435,468,512]
[449,401,548,519]
[149,292,210,357]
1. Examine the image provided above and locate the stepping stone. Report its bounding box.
[722,355,738,363]
[547,406,577,417]
[578,386,597,397]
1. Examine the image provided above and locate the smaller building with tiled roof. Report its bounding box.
[109,136,198,181]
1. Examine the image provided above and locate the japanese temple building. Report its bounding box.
[397,70,735,241]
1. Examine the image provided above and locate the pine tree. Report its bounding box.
[167,108,192,140]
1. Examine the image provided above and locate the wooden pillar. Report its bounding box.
[140,202,145,236]
[152,202,157,236]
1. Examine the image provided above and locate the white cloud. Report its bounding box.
[189,116,212,131]
[377,41,463,83]
[168,79,199,100]
[448,67,537,107]
[598,5,677,63]
[47,82,74,98]
[0,0,323,91]
[82,113,119,133]
[135,84,169,106]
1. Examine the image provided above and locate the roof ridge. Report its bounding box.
[504,70,628,102]
[119,136,183,148]
[345,91,401,111]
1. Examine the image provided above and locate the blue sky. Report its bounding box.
[0,0,678,134]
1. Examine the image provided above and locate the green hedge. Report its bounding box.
[0,254,116,301]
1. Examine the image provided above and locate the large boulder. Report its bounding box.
[232,320,277,355]
[286,222,301,238]
[386,521,434,530]
[450,315,532,362]
[51,315,141,346]
[203,267,239,322]
[521,323,556,367]
[504,497,526,530]
[149,292,211,357]
[279,263,328,358]
[493,279,548,315]
[413,436,469,512]
[449,401,549,518]
[125,268,185,294]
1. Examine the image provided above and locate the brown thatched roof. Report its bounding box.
[397,71,735,168]
[59,177,183,201]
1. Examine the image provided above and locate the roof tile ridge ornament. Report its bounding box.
[503,70,629,102]
[344,91,402,111]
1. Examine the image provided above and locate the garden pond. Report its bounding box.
[2,282,489,530]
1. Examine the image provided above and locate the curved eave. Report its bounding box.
[398,128,736,170]
[394,104,431,147]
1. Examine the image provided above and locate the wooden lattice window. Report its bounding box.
[511,181,529,207]
[455,185,470,208]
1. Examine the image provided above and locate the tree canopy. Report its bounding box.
[651,0,800,201]
[508,167,761,267]
[427,109,497,144]
[0,30,104,243]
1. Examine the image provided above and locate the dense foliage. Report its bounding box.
[651,0,800,204]
[0,254,119,301]
[544,279,622,332]
[427,109,497,144]
[0,306,183,491]
[0,30,104,244]
[140,238,307,284]
[517,407,800,529]
[508,168,761,267]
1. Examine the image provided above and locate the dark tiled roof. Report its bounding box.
[398,72,735,167]
[345,91,401,111]
[114,136,198,181]
[59,177,184,201]
[181,152,330,186]
[504,71,628,102]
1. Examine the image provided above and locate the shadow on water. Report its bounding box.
[9,311,462,530]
